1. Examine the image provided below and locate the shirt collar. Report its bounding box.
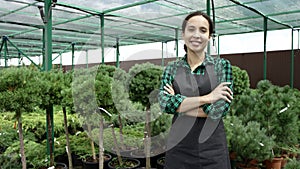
[180,53,215,68]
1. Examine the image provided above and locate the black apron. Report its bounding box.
[165,65,231,169]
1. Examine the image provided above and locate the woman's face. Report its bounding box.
[182,15,210,54]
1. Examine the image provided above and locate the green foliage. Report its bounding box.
[0,153,22,169]
[128,62,163,108]
[0,113,36,151]
[20,111,81,140]
[92,123,157,152]
[0,110,82,148]
[231,80,300,156]
[150,103,172,137]
[0,67,42,115]
[225,115,275,166]
[72,67,99,123]
[231,65,250,95]
[96,64,117,77]
[39,69,67,109]
[284,158,300,169]
[54,131,91,158]
[95,73,114,113]
[3,140,48,168]
[73,66,122,121]
[108,157,140,169]
[60,70,74,109]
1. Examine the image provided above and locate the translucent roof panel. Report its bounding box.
[1,0,300,58]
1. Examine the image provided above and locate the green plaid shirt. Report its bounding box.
[158,54,233,119]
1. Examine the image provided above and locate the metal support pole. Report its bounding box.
[72,43,75,70]
[18,52,21,66]
[44,0,52,71]
[0,37,4,66]
[3,37,8,67]
[101,14,105,64]
[6,37,41,70]
[116,38,120,68]
[59,54,62,70]
[263,17,268,80]
[175,28,179,58]
[206,0,211,55]
[86,50,88,68]
[44,0,54,166]
[290,29,294,88]
[161,42,164,67]
[217,35,220,57]
[42,28,45,70]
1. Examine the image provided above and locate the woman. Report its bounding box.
[158,11,233,169]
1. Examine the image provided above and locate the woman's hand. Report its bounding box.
[206,82,233,103]
[164,83,175,95]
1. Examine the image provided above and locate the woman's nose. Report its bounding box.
[192,31,201,38]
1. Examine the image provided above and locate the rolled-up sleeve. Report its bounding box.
[158,63,186,115]
[203,59,233,119]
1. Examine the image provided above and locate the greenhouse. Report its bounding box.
[0,0,299,169]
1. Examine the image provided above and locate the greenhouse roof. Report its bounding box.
[1,0,300,58]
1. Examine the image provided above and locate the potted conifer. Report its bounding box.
[0,67,42,169]
[226,115,275,169]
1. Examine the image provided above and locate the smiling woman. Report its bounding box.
[158,11,233,169]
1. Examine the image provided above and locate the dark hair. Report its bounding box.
[182,11,214,52]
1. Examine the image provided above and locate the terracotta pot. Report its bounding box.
[265,157,282,169]
[236,163,258,169]
[229,152,237,160]
[237,166,258,169]
[281,155,288,168]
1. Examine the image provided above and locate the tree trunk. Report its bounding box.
[87,124,96,161]
[111,125,123,165]
[145,110,151,169]
[118,114,125,150]
[17,114,27,169]
[99,116,104,169]
[62,107,73,169]
[46,106,54,166]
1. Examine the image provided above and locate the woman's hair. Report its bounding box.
[182,11,214,52]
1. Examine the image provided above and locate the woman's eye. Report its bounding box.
[200,28,207,33]
[188,28,195,32]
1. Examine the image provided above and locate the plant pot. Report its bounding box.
[82,154,112,169]
[72,153,83,167]
[236,162,258,169]
[156,156,165,169]
[55,162,68,169]
[37,162,68,169]
[237,166,258,169]
[111,146,138,158]
[265,157,282,169]
[130,149,164,168]
[229,152,237,169]
[281,154,288,168]
[108,157,140,169]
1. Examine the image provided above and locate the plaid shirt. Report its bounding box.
[158,54,233,119]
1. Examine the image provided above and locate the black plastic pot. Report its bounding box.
[130,150,164,168]
[108,158,140,169]
[156,156,165,169]
[55,162,68,169]
[82,154,112,169]
[111,146,138,158]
